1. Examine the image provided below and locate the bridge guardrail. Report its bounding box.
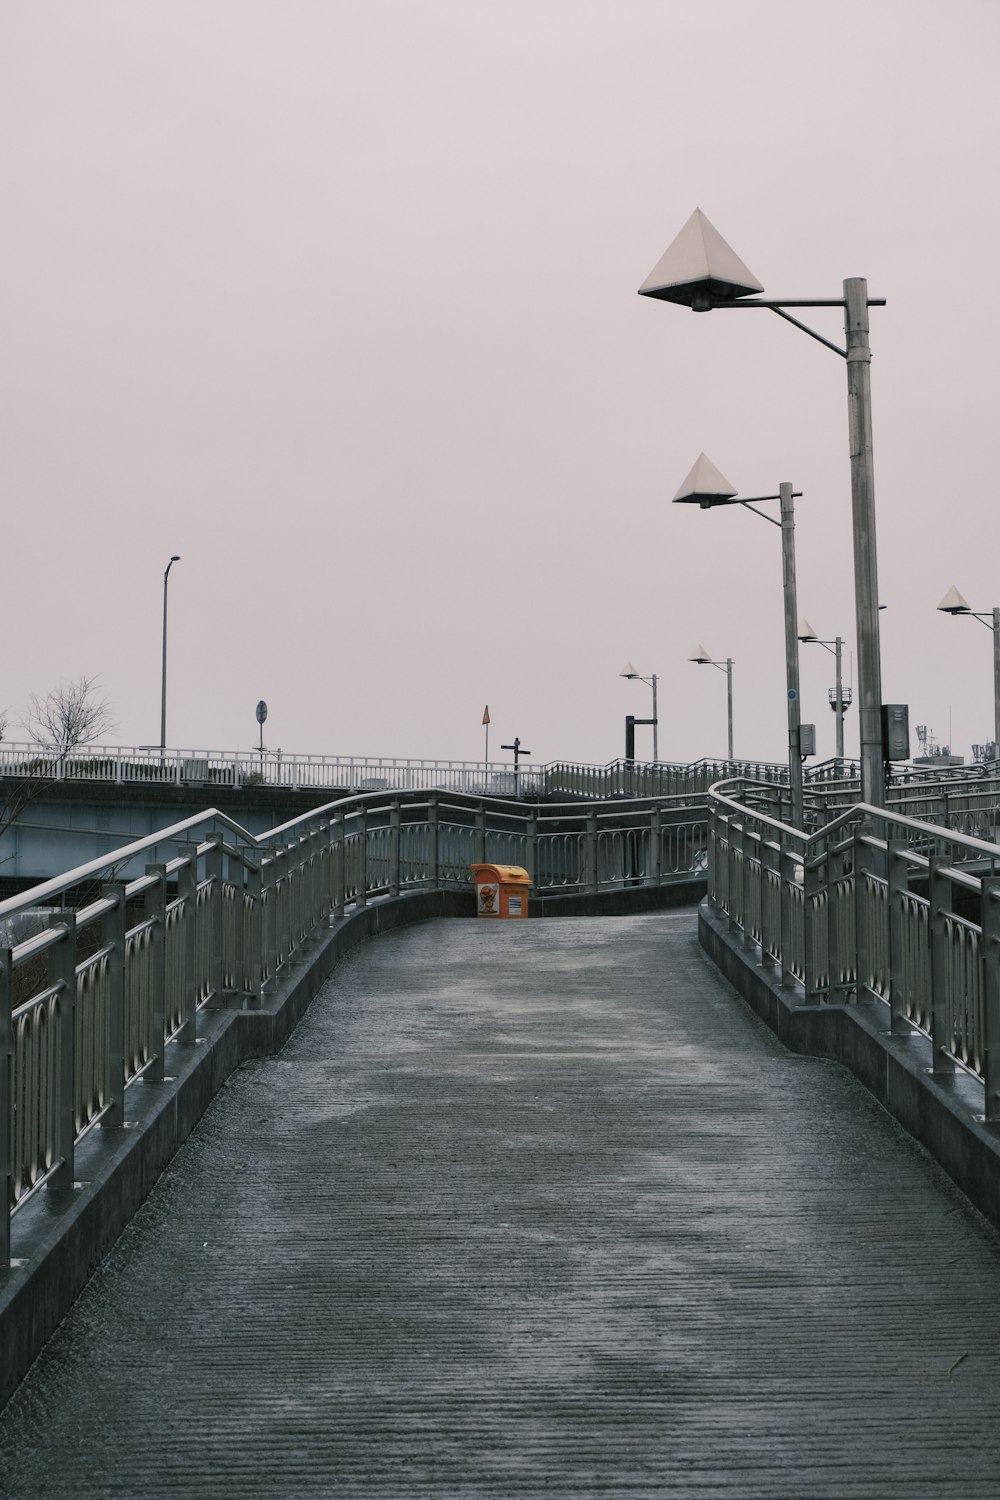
[0,740,790,801]
[1,787,708,1266]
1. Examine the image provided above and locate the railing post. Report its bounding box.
[649,803,662,887]
[144,864,167,1084]
[928,855,956,1076]
[759,837,777,969]
[265,846,282,981]
[1,945,11,1266]
[475,804,486,865]
[389,800,401,898]
[428,799,440,889]
[332,814,345,920]
[728,817,744,939]
[51,911,77,1189]
[355,808,369,909]
[587,810,599,895]
[177,844,198,1043]
[205,835,224,1002]
[886,839,910,1035]
[101,883,126,1125]
[802,844,821,1003]
[246,856,264,1002]
[824,836,841,1002]
[305,825,320,931]
[852,822,873,1004]
[981,878,1000,1121]
[525,806,538,887]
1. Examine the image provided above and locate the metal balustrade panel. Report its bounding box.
[863,874,890,1003]
[220,882,244,994]
[944,916,983,1075]
[900,895,931,1032]
[164,900,186,1039]
[399,823,431,887]
[74,953,111,1134]
[124,924,155,1081]
[10,995,59,1205]
[536,833,585,890]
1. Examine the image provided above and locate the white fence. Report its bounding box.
[0,740,788,799]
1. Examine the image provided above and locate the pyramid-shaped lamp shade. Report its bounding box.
[639,209,764,309]
[938,585,971,614]
[688,644,715,665]
[673,453,739,509]
[798,616,819,642]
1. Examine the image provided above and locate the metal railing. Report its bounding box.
[706,776,1000,1121]
[0,739,788,801]
[1,787,707,1265]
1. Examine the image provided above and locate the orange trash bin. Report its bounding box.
[470,863,532,919]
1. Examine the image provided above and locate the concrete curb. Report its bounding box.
[0,888,471,1408]
[699,897,1000,1231]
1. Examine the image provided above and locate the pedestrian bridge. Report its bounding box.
[4,774,1000,1495]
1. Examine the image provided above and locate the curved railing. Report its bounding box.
[0,786,708,1265]
[705,776,1000,1121]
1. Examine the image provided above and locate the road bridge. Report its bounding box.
[5,910,1000,1497]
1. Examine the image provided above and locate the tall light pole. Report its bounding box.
[160,554,180,754]
[689,645,734,761]
[798,618,850,762]
[620,662,659,761]
[937,586,1000,760]
[674,454,803,830]
[639,208,886,807]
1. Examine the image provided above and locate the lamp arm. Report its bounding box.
[711,295,886,360]
[739,500,781,528]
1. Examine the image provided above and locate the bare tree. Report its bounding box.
[25,675,114,759]
[0,678,115,853]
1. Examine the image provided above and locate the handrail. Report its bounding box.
[0,784,710,1263]
[703,777,1000,1124]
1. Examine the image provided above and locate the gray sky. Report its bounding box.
[4,0,999,768]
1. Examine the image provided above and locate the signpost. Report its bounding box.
[256,700,268,771]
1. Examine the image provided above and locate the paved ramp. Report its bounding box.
[4,912,1000,1498]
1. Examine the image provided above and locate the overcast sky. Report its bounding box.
[4,0,999,770]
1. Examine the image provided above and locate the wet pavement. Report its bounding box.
[3,911,1000,1498]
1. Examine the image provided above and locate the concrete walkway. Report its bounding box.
[4,911,1000,1498]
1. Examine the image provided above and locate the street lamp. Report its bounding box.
[798,618,851,761]
[674,454,803,830]
[160,554,180,754]
[937,586,1000,760]
[688,644,734,761]
[639,208,886,808]
[620,661,658,761]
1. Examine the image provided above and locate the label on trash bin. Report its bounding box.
[508,896,522,916]
[477,883,499,915]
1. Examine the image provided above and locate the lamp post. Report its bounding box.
[937,586,1000,759]
[160,554,181,754]
[674,454,803,831]
[639,208,886,808]
[620,662,658,761]
[688,644,734,761]
[798,618,851,761]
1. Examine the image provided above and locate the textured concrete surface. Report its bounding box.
[3,912,1000,1497]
